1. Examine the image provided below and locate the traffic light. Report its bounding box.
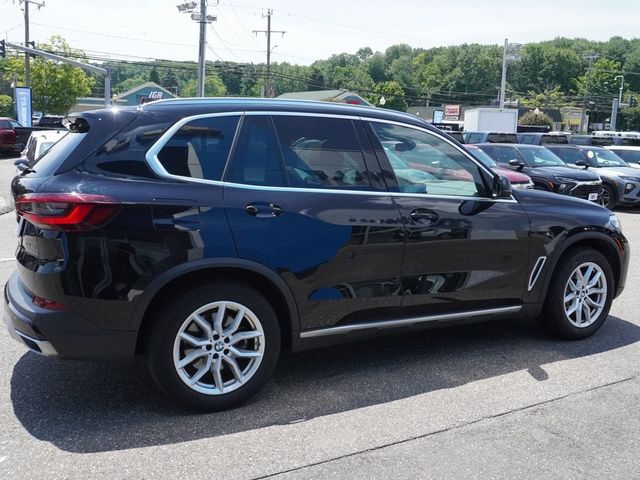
[27,41,36,59]
[0,40,5,58]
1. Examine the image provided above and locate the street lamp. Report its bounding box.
[615,75,624,106]
[534,107,542,124]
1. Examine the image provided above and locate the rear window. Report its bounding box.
[26,132,84,177]
[541,135,569,145]
[487,133,518,143]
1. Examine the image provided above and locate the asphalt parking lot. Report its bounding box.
[0,158,638,479]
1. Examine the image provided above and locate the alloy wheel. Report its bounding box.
[563,262,608,328]
[173,301,265,395]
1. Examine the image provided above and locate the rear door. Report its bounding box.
[365,120,531,316]
[223,113,405,331]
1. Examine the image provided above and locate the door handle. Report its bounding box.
[245,203,284,218]
[409,209,439,225]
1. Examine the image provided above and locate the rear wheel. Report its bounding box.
[601,184,617,210]
[539,248,614,339]
[146,282,281,411]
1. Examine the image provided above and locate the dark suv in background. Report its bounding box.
[477,143,603,203]
[4,99,629,410]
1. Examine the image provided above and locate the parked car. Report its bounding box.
[477,143,603,203]
[547,144,640,210]
[517,132,571,145]
[465,144,534,189]
[463,131,519,144]
[14,129,67,173]
[607,146,640,169]
[0,117,24,155]
[5,99,628,410]
[37,115,65,129]
[571,135,613,146]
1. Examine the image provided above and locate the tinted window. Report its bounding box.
[571,136,590,145]
[613,149,640,164]
[273,116,370,189]
[549,147,585,165]
[486,146,520,165]
[520,135,537,145]
[465,133,484,144]
[541,135,568,145]
[226,115,284,187]
[487,133,518,143]
[371,122,487,197]
[157,116,239,181]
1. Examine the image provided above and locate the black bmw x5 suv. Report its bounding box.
[4,99,629,410]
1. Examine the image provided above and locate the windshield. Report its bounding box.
[583,148,629,167]
[466,146,498,168]
[518,147,566,167]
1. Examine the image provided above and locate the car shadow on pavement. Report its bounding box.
[10,315,640,453]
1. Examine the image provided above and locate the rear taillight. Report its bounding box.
[15,193,120,231]
[32,295,67,310]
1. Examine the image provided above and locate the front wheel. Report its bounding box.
[539,248,614,340]
[146,282,281,411]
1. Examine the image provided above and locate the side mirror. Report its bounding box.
[575,159,589,169]
[508,159,525,171]
[492,175,512,199]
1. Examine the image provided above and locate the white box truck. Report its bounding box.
[463,108,518,133]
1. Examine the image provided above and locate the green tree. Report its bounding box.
[620,106,640,131]
[0,94,12,116]
[329,65,373,93]
[182,74,227,97]
[3,36,94,114]
[574,58,622,99]
[116,76,147,94]
[367,81,407,112]
[162,69,179,92]
[519,110,554,129]
[519,86,568,109]
[148,66,160,84]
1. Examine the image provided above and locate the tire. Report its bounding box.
[601,184,617,210]
[539,248,614,340]
[145,282,281,411]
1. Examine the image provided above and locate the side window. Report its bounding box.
[466,133,484,144]
[492,147,519,165]
[157,115,239,181]
[370,122,487,197]
[226,115,285,186]
[272,116,371,190]
[521,135,536,144]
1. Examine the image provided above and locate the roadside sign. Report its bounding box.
[15,87,32,127]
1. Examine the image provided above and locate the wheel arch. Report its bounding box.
[539,231,622,302]
[132,258,300,355]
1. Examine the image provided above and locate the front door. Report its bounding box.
[365,120,531,316]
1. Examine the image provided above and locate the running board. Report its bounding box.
[299,305,523,339]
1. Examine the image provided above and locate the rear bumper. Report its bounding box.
[3,272,138,359]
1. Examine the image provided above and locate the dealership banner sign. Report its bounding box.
[15,87,32,127]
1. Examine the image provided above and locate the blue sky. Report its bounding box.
[1,0,639,65]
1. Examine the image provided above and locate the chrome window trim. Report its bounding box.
[143,110,517,203]
[145,111,243,183]
[300,305,523,339]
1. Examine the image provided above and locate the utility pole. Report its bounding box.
[610,98,619,131]
[19,0,45,87]
[196,0,207,97]
[177,1,217,97]
[253,9,285,98]
[499,38,508,109]
[579,54,598,133]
